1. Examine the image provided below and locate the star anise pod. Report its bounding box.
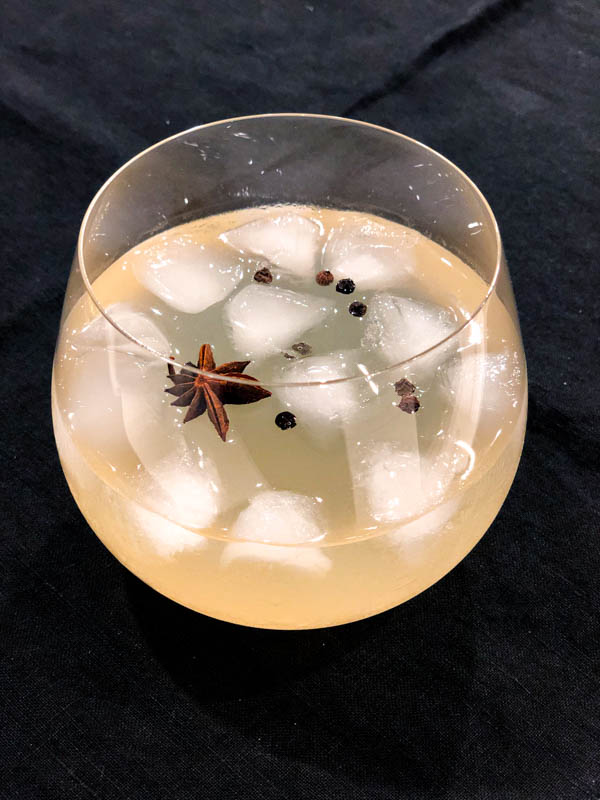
[165,344,271,441]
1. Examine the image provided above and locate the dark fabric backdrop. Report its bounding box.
[1,1,599,798]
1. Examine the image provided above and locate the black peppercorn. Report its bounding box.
[394,378,416,397]
[348,301,367,317]
[336,278,356,294]
[316,270,334,286]
[275,411,297,430]
[254,267,273,284]
[398,395,420,414]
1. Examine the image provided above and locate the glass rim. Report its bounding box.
[77,112,503,389]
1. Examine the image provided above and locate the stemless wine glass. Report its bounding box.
[52,114,527,629]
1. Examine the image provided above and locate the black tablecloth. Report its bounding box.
[2,2,599,797]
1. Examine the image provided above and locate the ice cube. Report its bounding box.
[68,370,213,529]
[52,390,103,497]
[221,490,330,574]
[323,219,418,289]
[131,503,207,558]
[225,284,333,358]
[343,382,425,527]
[181,417,271,512]
[121,390,222,529]
[229,490,324,544]
[139,452,221,530]
[220,213,321,277]
[59,348,131,461]
[444,350,523,416]
[71,304,170,361]
[384,496,460,569]
[74,309,172,460]
[133,237,244,313]
[354,442,448,524]
[362,294,455,366]
[59,307,170,463]
[221,542,331,575]
[275,351,372,428]
[388,497,459,546]
[440,348,524,452]
[62,304,223,528]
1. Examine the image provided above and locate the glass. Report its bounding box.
[52,114,527,629]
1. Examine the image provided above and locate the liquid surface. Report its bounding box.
[52,206,526,627]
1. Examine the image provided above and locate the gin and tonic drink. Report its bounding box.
[52,116,526,628]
